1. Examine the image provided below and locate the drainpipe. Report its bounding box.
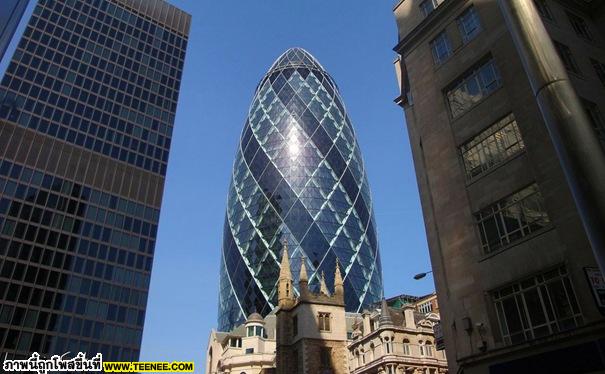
[497,0,605,274]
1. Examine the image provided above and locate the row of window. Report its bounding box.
[0,298,143,354]
[26,12,182,105]
[0,0,188,175]
[1,325,140,361]
[553,40,605,89]
[246,325,266,338]
[419,0,445,18]
[0,160,159,223]
[476,184,550,254]
[0,255,148,309]
[39,0,187,65]
[0,187,157,260]
[28,4,183,123]
[534,0,594,42]
[0,102,168,175]
[533,0,605,87]
[446,57,501,118]
[430,6,482,65]
[493,266,582,345]
[353,339,435,365]
[1,192,157,244]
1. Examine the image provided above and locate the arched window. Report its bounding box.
[384,336,392,354]
[369,343,375,361]
[419,340,425,356]
[425,341,434,357]
[402,339,410,355]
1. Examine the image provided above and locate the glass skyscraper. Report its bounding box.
[0,0,30,62]
[0,0,189,360]
[218,48,383,331]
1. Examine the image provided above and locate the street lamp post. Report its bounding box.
[413,271,433,280]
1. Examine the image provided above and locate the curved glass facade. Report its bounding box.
[218,48,383,331]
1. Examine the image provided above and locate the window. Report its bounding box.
[402,339,411,355]
[245,348,254,354]
[246,325,264,337]
[318,312,330,331]
[383,337,393,354]
[420,0,442,17]
[418,300,434,314]
[431,31,452,65]
[493,266,583,345]
[229,337,242,348]
[533,0,553,20]
[581,99,605,150]
[446,58,502,118]
[590,58,605,87]
[567,12,592,40]
[461,113,525,179]
[476,184,550,253]
[457,6,482,43]
[419,341,425,356]
[292,315,298,337]
[553,41,580,74]
[320,347,332,369]
[425,341,434,356]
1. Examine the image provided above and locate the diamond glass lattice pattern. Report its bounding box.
[217,48,383,331]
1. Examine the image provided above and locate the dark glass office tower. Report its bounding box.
[0,0,30,62]
[218,48,383,331]
[0,0,190,360]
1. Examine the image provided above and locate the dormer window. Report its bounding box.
[229,337,242,348]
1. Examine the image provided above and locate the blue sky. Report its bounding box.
[1,0,434,370]
[139,1,435,368]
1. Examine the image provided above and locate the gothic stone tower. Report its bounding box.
[276,244,348,374]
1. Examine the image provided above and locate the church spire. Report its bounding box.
[319,271,330,296]
[278,240,294,307]
[298,256,309,299]
[334,258,344,297]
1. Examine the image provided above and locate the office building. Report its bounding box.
[218,48,384,331]
[393,0,605,372]
[0,0,190,360]
[0,0,30,63]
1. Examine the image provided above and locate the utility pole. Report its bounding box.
[497,0,605,274]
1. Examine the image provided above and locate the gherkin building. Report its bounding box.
[218,48,383,331]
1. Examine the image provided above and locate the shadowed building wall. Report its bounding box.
[393,0,605,373]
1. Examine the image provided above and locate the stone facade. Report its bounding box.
[348,296,448,374]
[276,245,349,374]
[205,313,276,374]
[393,0,605,373]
